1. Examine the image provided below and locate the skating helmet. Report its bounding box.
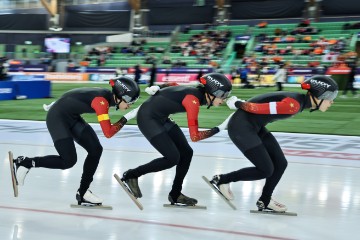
[109,76,140,105]
[301,75,338,101]
[199,73,232,100]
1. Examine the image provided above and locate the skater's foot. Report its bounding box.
[13,156,32,186]
[76,189,103,205]
[122,171,142,198]
[168,193,198,206]
[257,198,287,212]
[210,175,234,200]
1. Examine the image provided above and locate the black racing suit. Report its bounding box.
[24,88,127,198]
[125,85,219,200]
[220,91,312,206]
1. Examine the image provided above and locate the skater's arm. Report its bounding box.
[182,95,219,142]
[232,97,300,115]
[145,83,179,96]
[91,97,127,138]
[159,82,179,88]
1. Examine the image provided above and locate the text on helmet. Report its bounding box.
[310,79,331,89]
[205,75,224,87]
[118,81,131,92]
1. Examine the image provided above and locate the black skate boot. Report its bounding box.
[168,193,198,206]
[76,189,103,206]
[121,171,142,198]
[210,175,234,200]
[256,198,287,212]
[13,156,32,186]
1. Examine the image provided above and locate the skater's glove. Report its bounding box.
[145,85,160,96]
[123,106,140,121]
[217,112,235,131]
[226,96,245,110]
[42,101,56,112]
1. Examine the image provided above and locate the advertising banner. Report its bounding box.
[156,68,213,74]
[9,64,48,72]
[354,75,360,88]
[9,72,88,81]
[156,73,232,84]
[89,73,150,84]
[326,67,351,75]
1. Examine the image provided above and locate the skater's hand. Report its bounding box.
[124,106,140,121]
[42,101,56,112]
[145,85,160,95]
[226,96,244,110]
[217,112,234,131]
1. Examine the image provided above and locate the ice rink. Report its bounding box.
[0,119,359,240]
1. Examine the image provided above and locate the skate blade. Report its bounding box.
[163,204,207,210]
[250,210,297,216]
[114,173,144,210]
[8,151,18,197]
[202,176,237,210]
[70,203,112,210]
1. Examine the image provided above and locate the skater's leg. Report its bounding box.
[218,144,274,184]
[258,131,288,205]
[123,131,181,198]
[18,138,77,169]
[167,125,194,200]
[73,124,103,198]
[125,131,181,178]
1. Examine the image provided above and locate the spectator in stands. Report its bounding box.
[162,56,172,64]
[134,64,142,84]
[240,67,252,88]
[230,66,238,81]
[273,64,287,91]
[274,28,282,36]
[79,56,91,73]
[183,25,191,34]
[306,0,319,20]
[148,63,157,87]
[0,62,8,81]
[145,55,156,64]
[341,63,358,98]
[67,59,75,68]
[298,18,311,27]
[21,48,27,58]
[257,21,268,28]
[302,35,312,43]
[115,67,127,77]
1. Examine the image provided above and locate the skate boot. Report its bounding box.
[13,156,32,186]
[168,193,198,206]
[210,175,234,200]
[121,171,142,198]
[256,198,287,212]
[76,189,103,206]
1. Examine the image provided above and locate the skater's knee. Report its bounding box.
[166,152,181,168]
[279,159,288,172]
[261,165,274,178]
[61,157,77,169]
[87,144,103,159]
[182,147,193,160]
[60,152,77,169]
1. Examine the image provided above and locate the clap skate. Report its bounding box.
[114,173,143,210]
[8,151,31,197]
[202,175,237,210]
[70,189,112,210]
[250,198,297,216]
[8,151,18,197]
[163,193,206,210]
